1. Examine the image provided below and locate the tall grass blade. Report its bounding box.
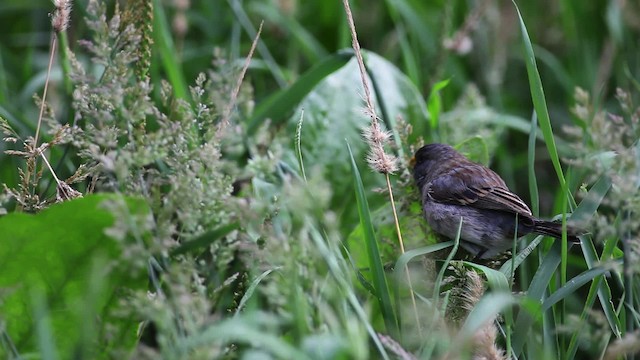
[543,265,614,311]
[512,0,566,190]
[433,218,461,306]
[347,142,398,335]
[308,226,390,360]
[393,242,454,275]
[152,0,188,100]
[512,239,564,356]
[528,111,540,216]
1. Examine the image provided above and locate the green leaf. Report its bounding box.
[0,194,150,357]
[283,50,428,230]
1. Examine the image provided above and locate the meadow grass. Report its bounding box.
[0,0,638,359]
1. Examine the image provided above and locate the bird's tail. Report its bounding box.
[533,220,581,242]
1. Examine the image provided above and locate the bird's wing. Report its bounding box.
[426,163,533,216]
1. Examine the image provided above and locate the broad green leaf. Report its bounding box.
[455,136,489,166]
[247,50,354,135]
[283,50,428,230]
[0,194,150,358]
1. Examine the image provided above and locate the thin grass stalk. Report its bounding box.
[295,110,307,183]
[216,21,263,139]
[226,0,286,88]
[34,34,57,146]
[385,173,422,336]
[341,0,420,337]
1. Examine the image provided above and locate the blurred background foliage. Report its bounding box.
[1,0,638,209]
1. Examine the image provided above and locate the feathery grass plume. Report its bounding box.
[604,330,640,360]
[342,0,418,338]
[52,0,72,33]
[564,87,640,252]
[342,0,398,175]
[462,271,506,360]
[122,0,153,79]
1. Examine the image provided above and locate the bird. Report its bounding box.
[412,143,579,259]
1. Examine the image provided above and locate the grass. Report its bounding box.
[0,0,639,359]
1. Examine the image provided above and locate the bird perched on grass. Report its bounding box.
[412,143,579,259]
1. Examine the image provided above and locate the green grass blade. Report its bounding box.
[542,265,614,311]
[512,240,565,356]
[251,2,328,62]
[499,235,544,276]
[152,0,188,100]
[426,78,450,130]
[528,112,540,216]
[513,172,614,356]
[512,0,565,190]
[235,267,282,316]
[393,241,454,276]
[247,51,353,135]
[308,226,390,360]
[178,314,313,359]
[170,222,240,256]
[227,0,287,88]
[347,142,398,335]
[433,219,461,306]
[571,175,622,341]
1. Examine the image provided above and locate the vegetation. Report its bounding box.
[0,0,639,359]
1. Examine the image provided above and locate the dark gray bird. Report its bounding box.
[412,143,579,259]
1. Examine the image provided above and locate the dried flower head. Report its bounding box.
[362,122,398,174]
[366,145,398,174]
[463,271,506,360]
[52,0,72,33]
[362,122,391,145]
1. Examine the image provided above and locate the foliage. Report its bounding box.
[0,0,639,359]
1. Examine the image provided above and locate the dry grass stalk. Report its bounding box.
[216,21,263,139]
[341,0,420,336]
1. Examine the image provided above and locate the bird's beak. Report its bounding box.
[409,155,417,168]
